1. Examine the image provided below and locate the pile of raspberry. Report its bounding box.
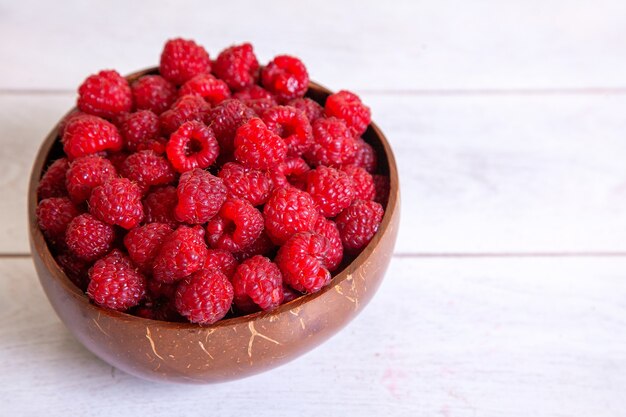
[36,38,389,325]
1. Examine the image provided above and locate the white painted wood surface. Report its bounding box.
[0,1,625,415]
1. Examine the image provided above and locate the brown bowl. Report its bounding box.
[28,68,400,384]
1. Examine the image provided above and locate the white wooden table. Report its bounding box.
[1,1,626,415]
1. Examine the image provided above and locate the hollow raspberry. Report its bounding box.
[275,232,331,293]
[37,197,81,247]
[313,217,343,272]
[373,175,390,207]
[206,198,264,252]
[213,43,259,91]
[203,249,238,279]
[262,105,313,157]
[232,255,283,313]
[87,249,147,311]
[159,94,211,136]
[175,269,233,324]
[66,213,115,261]
[336,199,384,253]
[38,158,69,200]
[305,117,358,167]
[65,155,117,203]
[77,70,132,119]
[62,114,123,160]
[269,157,310,190]
[166,120,219,173]
[174,168,227,224]
[261,55,309,102]
[119,110,160,151]
[288,97,324,123]
[89,178,144,229]
[234,118,287,170]
[207,99,256,155]
[341,165,375,201]
[353,138,378,173]
[123,223,173,272]
[56,251,90,291]
[306,166,355,217]
[233,232,275,262]
[218,162,271,206]
[153,225,208,283]
[120,150,176,193]
[143,185,179,228]
[325,90,371,136]
[131,74,177,115]
[264,187,318,245]
[179,73,231,106]
[159,38,211,85]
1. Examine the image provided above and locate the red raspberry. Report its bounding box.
[275,232,331,293]
[373,175,390,206]
[213,43,259,91]
[166,120,219,173]
[179,73,231,106]
[56,251,90,291]
[120,150,176,193]
[136,137,168,154]
[58,111,87,138]
[62,114,123,160]
[66,213,115,261]
[242,98,277,117]
[153,225,208,283]
[159,38,211,85]
[203,249,238,279]
[218,162,271,206]
[353,138,378,173]
[336,199,384,253]
[87,249,147,311]
[264,187,319,245]
[174,168,227,224]
[305,117,358,167]
[175,269,233,324]
[89,178,144,229]
[325,90,371,136]
[159,95,211,136]
[207,99,256,155]
[38,158,69,200]
[233,232,275,262]
[341,165,375,201]
[233,85,275,101]
[270,157,310,190]
[232,255,283,313]
[143,185,179,228]
[77,70,132,119]
[288,97,324,123]
[131,75,177,115]
[262,105,313,157]
[206,198,264,252]
[123,223,173,271]
[313,217,343,272]
[65,155,117,203]
[36,197,80,247]
[119,110,160,151]
[261,55,309,102]
[234,118,287,170]
[306,166,355,217]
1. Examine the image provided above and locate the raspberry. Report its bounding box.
[313,217,343,272]
[56,251,90,291]
[159,38,211,85]
[58,111,87,138]
[325,90,371,136]
[136,137,168,154]
[159,95,211,136]
[353,138,378,173]
[213,43,259,91]
[242,98,277,117]
[143,185,179,228]
[153,225,208,283]
[264,187,318,245]
[119,110,160,151]
[203,249,238,279]
[288,97,324,123]
[174,168,227,224]
[166,120,219,173]
[62,114,123,160]
[207,99,256,155]
[305,117,358,167]
[234,118,287,170]
[341,165,375,201]
[77,70,132,119]
[174,269,233,324]
[270,157,310,190]
[232,255,283,313]
[36,197,80,247]
[38,158,69,200]
[179,73,231,106]
[262,105,313,156]
[66,213,115,261]
[275,232,331,293]
[131,75,177,115]
[335,199,383,253]
[123,223,173,271]
[89,178,144,229]
[232,85,275,101]
[218,162,271,206]
[306,166,355,217]
[261,55,309,102]
[120,150,176,193]
[233,232,275,262]
[373,175,390,206]
[65,155,117,203]
[87,249,147,311]
[206,198,264,252]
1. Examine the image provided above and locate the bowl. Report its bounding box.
[28,68,400,384]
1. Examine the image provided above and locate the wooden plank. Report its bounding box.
[2,1,626,91]
[1,256,625,416]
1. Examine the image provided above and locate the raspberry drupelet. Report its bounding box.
[275,232,331,293]
[175,269,234,324]
[231,255,284,313]
[166,120,219,173]
[174,168,227,224]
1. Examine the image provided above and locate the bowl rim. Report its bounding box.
[28,67,400,330]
